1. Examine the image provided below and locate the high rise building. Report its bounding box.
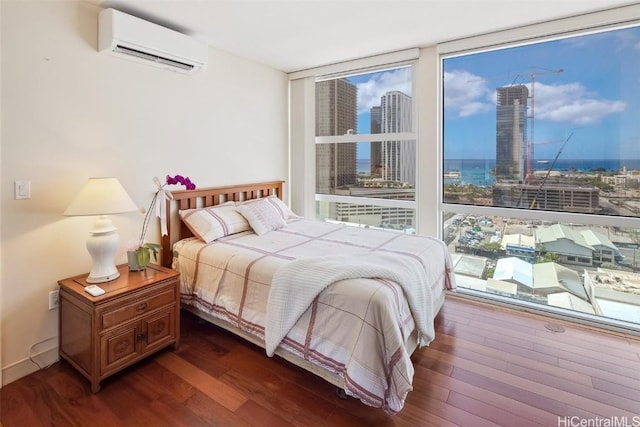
[315,79,358,193]
[495,85,529,183]
[370,106,381,176]
[380,91,414,185]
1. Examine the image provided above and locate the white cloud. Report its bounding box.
[443,70,493,117]
[533,82,626,125]
[459,101,492,117]
[356,68,412,114]
[442,69,626,125]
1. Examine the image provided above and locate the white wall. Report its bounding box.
[0,0,288,384]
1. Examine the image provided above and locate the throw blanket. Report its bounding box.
[265,252,435,357]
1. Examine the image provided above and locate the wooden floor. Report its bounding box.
[2,295,639,426]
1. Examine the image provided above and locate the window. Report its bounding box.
[315,65,416,232]
[442,24,640,330]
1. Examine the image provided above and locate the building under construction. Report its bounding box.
[493,181,601,213]
[492,79,600,214]
[495,85,529,184]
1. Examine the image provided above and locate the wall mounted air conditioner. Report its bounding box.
[98,8,208,74]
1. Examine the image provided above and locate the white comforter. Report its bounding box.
[175,218,455,414]
[266,252,436,357]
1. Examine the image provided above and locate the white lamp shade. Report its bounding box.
[64,177,138,216]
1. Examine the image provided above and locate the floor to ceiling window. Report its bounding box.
[441,22,640,330]
[314,64,417,233]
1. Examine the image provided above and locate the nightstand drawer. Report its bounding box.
[101,287,175,329]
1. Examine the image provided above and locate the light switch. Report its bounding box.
[14,180,31,200]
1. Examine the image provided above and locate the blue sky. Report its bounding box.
[344,25,640,161]
[443,25,640,160]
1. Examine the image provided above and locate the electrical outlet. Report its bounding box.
[48,290,59,310]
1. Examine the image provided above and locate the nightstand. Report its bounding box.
[58,264,180,393]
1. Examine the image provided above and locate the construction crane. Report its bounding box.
[531,139,564,160]
[526,67,563,183]
[466,67,563,183]
[513,139,564,209]
[529,132,574,209]
[466,67,563,185]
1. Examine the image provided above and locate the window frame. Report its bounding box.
[439,19,640,231]
[437,10,640,335]
[287,4,640,334]
[313,61,420,218]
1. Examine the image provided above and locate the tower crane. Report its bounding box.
[529,132,574,209]
[526,67,563,183]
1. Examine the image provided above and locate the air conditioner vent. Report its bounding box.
[113,45,195,71]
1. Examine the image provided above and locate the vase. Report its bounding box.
[127,248,150,271]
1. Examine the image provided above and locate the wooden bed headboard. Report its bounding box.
[160,180,284,268]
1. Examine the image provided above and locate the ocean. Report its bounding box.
[357,159,371,174]
[357,158,640,187]
[443,159,640,187]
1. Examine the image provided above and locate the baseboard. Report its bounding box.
[1,345,59,387]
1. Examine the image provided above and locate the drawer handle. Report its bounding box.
[136,302,148,312]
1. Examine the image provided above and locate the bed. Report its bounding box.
[160,181,455,415]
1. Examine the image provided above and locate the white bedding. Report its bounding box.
[174,217,455,414]
[266,251,437,357]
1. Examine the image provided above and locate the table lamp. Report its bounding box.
[64,177,138,283]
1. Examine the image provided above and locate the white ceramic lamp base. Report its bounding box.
[85,216,121,283]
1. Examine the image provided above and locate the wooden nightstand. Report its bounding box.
[58,264,180,393]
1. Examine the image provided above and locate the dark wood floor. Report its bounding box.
[2,295,639,426]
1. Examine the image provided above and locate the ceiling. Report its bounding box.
[95,0,638,73]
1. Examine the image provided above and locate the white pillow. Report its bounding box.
[263,195,298,219]
[180,201,251,243]
[237,197,288,235]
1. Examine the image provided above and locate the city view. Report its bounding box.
[315,24,640,327]
[441,24,640,326]
[315,67,416,230]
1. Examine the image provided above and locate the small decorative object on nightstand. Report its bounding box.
[58,264,180,393]
[126,174,196,272]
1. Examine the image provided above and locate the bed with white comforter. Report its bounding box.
[173,216,455,414]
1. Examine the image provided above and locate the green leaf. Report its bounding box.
[135,247,151,267]
[142,242,161,262]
